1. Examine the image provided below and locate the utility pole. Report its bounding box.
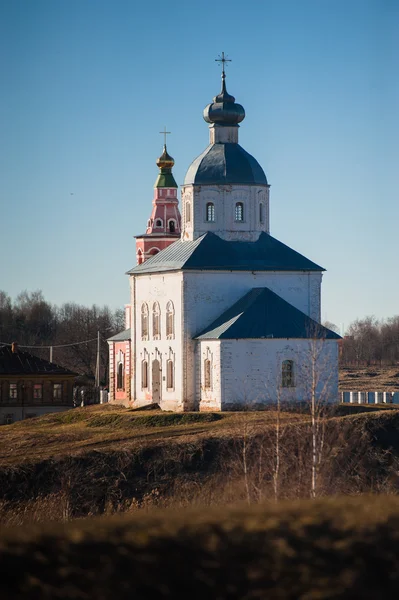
[95,330,100,387]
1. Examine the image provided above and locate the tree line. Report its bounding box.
[325,317,399,366]
[0,290,125,383]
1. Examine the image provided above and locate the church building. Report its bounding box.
[108,59,340,411]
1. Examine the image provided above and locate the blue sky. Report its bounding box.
[1,0,398,333]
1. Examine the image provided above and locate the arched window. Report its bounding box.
[259,202,264,224]
[186,202,191,223]
[152,302,161,339]
[166,301,175,339]
[137,249,143,265]
[169,220,175,233]
[235,202,244,222]
[282,360,295,388]
[167,359,174,389]
[141,303,149,339]
[204,359,211,390]
[149,248,160,256]
[206,202,215,222]
[141,360,148,389]
[155,219,163,227]
[117,362,124,390]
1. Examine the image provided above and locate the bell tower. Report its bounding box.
[135,130,181,263]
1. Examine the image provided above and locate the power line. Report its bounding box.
[0,337,98,349]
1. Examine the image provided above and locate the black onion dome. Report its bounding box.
[203,73,245,126]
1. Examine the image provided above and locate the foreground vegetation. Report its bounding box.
[1,495,399,598]
[1,405,399,526]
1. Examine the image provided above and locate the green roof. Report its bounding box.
[127,232,324,275]
[195,288,341,340]
[107,329,131,342]
[154,173,178,188]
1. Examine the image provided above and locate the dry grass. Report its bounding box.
[0,404,308,467]
[340,365,399,391]
[1,495,399,599]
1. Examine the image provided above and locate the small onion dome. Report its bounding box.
[203,73,245,126]
[156,145,175,171]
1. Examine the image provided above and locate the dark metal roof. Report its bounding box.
[184,143,268,185]
[195,288,342,340]
[107,329,131,342]
[127,232,324,275]
[0,345,77,376]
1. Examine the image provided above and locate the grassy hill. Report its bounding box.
[1,495,399,599]
[1,405,399,525]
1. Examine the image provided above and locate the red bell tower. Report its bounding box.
[135,131,181,264]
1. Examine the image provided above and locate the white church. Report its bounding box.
[108,59,340,411]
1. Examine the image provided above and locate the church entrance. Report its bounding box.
[152,359,161,403]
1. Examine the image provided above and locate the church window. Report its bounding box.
[259,202,264,223]
[53,383,62,400]
[204,359,212,390]
[155,219,163,227]
[166,359,174,389]
[282,360,295,388]
[137,249,143,265]
[9,383,17,399]
[206,202,215,222]
[235,202,244,222]
[166,301,175,339]
[33,384,43,400]
[149,248,159,256]
[152,302,161,339]
[141,360,148,389]
[141,303,149,340]
[117,362,124,390]
[186,202,191,223]
[169,220,175,233]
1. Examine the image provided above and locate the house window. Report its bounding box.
[169,220,175,233]
[259,202,264,223]
[166,301,174,339]
[9,383,17,399]
[117,362,124,390]
[142,360,148,389]
[141,303,149,339]
[186,202,191,223]
[152,302,161,339]
[167,359,174,389]
[33,384,43,400]
[53,383,63,400]
[204,359,212,390]
[235,202,244,222]
[282,360,295,388]
[206,202,215,222]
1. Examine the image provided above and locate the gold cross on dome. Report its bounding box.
[159,126,171,146]
[215,52,231,75]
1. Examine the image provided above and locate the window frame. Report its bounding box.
[117,362,124,390]
[206,202,215,222]
[141,303,149,340]
[204,359,212,390]
[53,383,63,401]
[235,202,244,222]
[152,302,161,339]
[166,359,174,390]
[33,383,43,400]
[9,383,17,400]
[186,202,191,223]
[166,301,175,339]
[141,360,148,389]
[281,360,295,388]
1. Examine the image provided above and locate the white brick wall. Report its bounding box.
[182,184,270,242]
